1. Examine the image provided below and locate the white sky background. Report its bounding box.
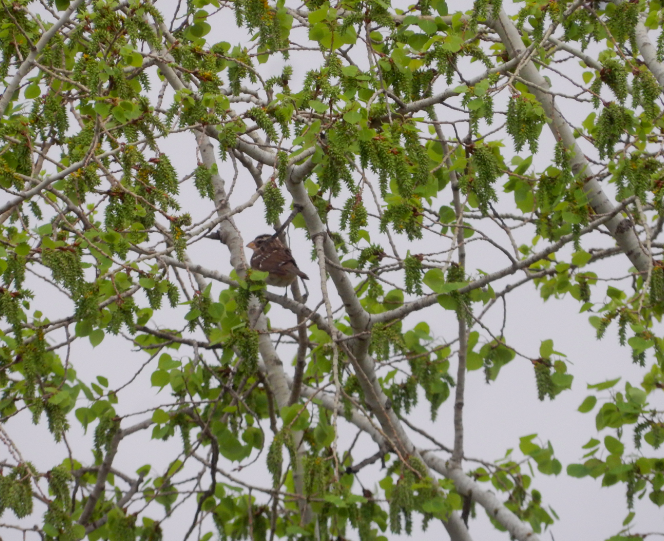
[3,0,664,539]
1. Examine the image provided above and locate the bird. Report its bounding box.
[246,234,309,287]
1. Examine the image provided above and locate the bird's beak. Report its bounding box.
[247,241,256,249]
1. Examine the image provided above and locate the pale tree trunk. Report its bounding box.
[491,10,650,273]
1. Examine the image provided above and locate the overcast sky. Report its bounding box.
[3,0,664,540]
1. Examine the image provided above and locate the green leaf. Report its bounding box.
[25,84,41,99]
[314,423,335,447]
[324,494,346,507]
[44,524,60,537]
[37,223,53,236]
[309,22,332,45]
[588,378,620,390]
[551,372,573,390]
[242,426,263,449]
[582,112,596,131]
[439,282,468,293]
[130,52,143,67]
[72,524,86,540]
[341,65,358,77]
[539,339,553,358]
[391,47,409,70]
[308,6,328,24]
[513,155,533,176]
[604,435,624,456]
[209,327,225,345]
[49,390,70,405]
[626,386,646,405]
[185,309,201,321]
[432,0,448,15]
[15,243,31,256]
[55,0,70,10]
[89,329,105,348]
[151,370,170,388]
[215,426,249,461]
[578,395,597,413]
[423,268,445,292]
[467,98,483,111]
[519,434,539,455]
[466,351,483,371]
[280,404,310,430]
[383,289,404,308]
[158,354,180,370]
[588,315,602,329]
[111,106,127,122]
[309,99,328,113]
[571,251,592,267]
[75,319,92,337]
[76,407,95,428]
[442,34,463,52]
[421,495,449,517]
[139,277,156,289]
[189,21,211,37]
[94,101,111,117]
[582,71,593,84]
[152,409,170,424]
[566,464,589,478]
[343,111,362,124]
[208,302,225,319]
[649,490,664,507]
[562,211,582,224]
[581,438,599,449]
[628,335,653,354]
[437,294,458,311]
[250,270,270,281]
[417,19,438,35]
[645,10,661,29]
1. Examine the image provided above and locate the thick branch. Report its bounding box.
[78,429,122,525]
[195,130,313,524]
[285,170,370,334]
[635,20,664,88]
[296,380,533,541]
[490,9,650,273]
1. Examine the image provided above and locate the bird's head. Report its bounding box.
[246,234,273,251]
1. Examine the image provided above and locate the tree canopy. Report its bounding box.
[1,0,664,540]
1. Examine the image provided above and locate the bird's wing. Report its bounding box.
[283,247,309,280]
[254,247,309,280]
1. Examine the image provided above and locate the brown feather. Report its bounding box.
[246,234,309,287]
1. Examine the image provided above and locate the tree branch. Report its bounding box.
[489,9,650,273]
[0,0,86,117]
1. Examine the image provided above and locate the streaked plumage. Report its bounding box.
[246,234,309,287]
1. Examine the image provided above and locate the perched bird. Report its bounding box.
[246,234,309,287]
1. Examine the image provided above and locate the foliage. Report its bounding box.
[0,1,663,541]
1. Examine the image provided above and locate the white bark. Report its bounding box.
[147,24,313,518]
[490,9,650,273]
[297,380,538,541]
[196,132,312,523]
[0,0,87,117]
[148,12,543,538]
[635,21,664,89]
